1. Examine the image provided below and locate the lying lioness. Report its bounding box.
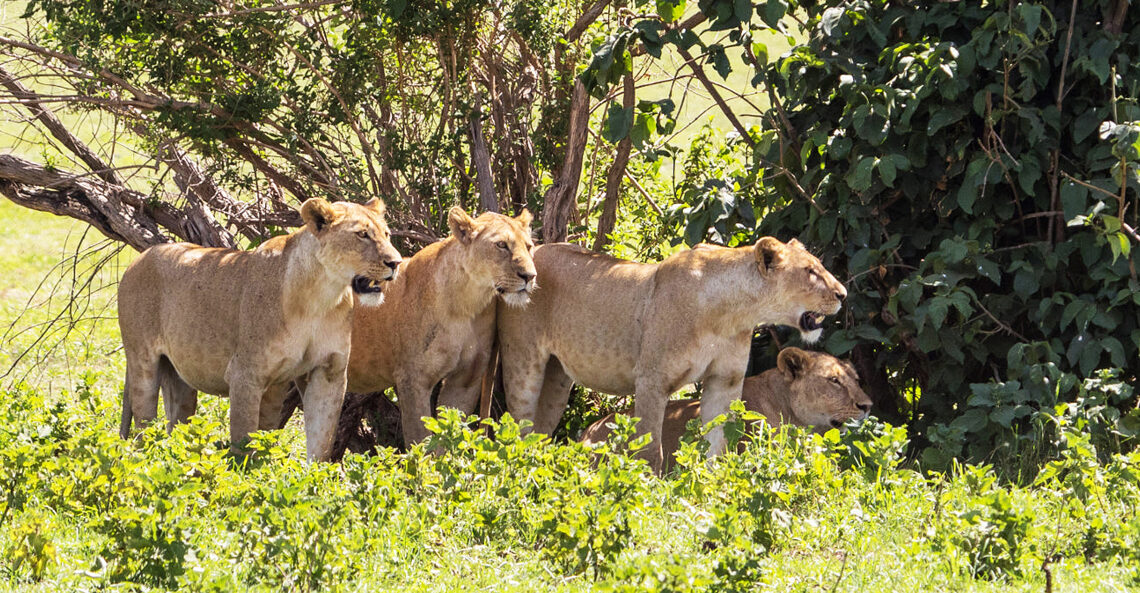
[579,348,872,465]
[118,198,402,461]
[347,207,536,444]
[498,237,846,472]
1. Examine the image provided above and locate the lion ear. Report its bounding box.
[515,208,533,228]
[448,206,478,244]
[363,198,386,217]
[777,347,809,380]
[301,198,339,233]
[754,237,787,275]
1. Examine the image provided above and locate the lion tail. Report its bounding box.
[119,368,133,439]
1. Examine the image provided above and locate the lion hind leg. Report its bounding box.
[501,348,548,433]
[122,351,161,438]
[159,356,198,432]
[533,356,575,435]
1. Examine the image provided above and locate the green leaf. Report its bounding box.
[762,0,789,28]
[817,212,837,243]
[928,107,965,135]
[708,45,731,79]
[846,156,876,192]
[602,104,633,143]
[734,0,751,22]
[826,329,859,355]
[957,180,978,214]
[751,41,768,65]
[1014,269,1039,294]
[820,6,844,36]
[951,408,989,433]
[1017,3,1042,36]
[926,296,950,329]
[878,155,897,187]
[655,0,685,23]
[1059,180,1089,222]
[1102,336,1125,367]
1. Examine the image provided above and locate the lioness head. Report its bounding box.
[765,347,871,430]
[301,197,403,307]
[754,237,846,343]
[448,207,537,307]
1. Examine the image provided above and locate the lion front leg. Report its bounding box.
[632,380,669,474]
[699,372,745,458]
[301,354,348,462]
[225,365,266,457]
[396,376,437,445]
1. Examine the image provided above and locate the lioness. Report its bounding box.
[579,348,872,466]
[118,198,402,461]
[347,207,536,444]
[497,237,846,472]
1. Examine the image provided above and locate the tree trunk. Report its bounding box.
[469,103,499,213]
[541,80,590,243]
[1105,0,1129,34]
[593,72,634,252]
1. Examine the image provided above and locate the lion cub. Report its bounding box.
[497,237,846,472]
[347,207,536,445]
[118,198,402,461]
[579,348,872,466]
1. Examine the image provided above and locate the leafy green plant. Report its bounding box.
[5,510,56,582]
[928,465,1037,580]
[532,413,652,578]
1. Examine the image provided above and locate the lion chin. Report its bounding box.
[356,291,385,307]
[499,290,532,308]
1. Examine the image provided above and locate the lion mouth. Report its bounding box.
[799,311,825,332]
[352,275,385,295]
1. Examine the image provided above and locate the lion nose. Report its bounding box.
[835,284,847,301]
[856,401,871,413]
[518,271,536,283]
[384,258,401,271]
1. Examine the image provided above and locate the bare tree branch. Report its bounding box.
[0,65,126,187]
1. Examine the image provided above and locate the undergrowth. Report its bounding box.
[0,381,1137,592]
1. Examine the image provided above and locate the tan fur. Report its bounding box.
[117,198,402,461]
[579,348,872,466]
[498,237,846,472]
[347,208,536,444]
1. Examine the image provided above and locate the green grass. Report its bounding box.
[0,198,131,396]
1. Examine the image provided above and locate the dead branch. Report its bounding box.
[0,154,169,251]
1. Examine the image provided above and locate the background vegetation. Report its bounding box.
[1,0,1139,588]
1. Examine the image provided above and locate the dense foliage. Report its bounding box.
[2,379,1140,590]
[584,0,1140,472]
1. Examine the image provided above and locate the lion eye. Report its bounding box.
[496,240,508,250]
[829,376,842,385]
[356,230,370,240]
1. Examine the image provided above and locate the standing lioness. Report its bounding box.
[118,198,402,461]
[348,207,536,445]
[498,238,846,472]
